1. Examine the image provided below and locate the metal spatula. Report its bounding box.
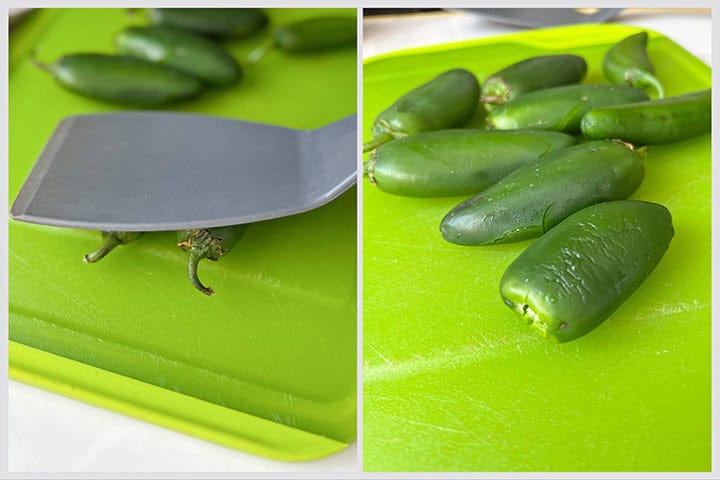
[10,112,356,231]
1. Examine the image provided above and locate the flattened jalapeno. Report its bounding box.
[500,200,674,343]
[177,224,249,296]
[603,31,664,99]
[481,54,587,110]
[84,231,143,263]
[440,140,644,245]
[581,89,711,145]
[363,69,480,152]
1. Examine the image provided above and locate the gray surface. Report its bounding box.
[10,112,356,231]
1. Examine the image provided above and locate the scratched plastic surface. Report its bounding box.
[9,8,357,459]
[363,25,710,471]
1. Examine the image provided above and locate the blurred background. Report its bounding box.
[363,8,710,64]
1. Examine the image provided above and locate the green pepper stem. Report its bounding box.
[629,69,665,99]
[84,235,122,263]
[187,250,215,296]
[245,36,276,67]
[362,133,393,153]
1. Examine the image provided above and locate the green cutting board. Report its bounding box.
[9,8,357,461]
[363,24,710,471]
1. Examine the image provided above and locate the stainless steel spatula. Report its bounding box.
[10,112,356,231]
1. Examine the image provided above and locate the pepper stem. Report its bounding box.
[245,36,276,67]
[84,234,122,263]
[362,133,393,153]
[630,69,665,99]
[187,250,215,296]
[84,231,142,263]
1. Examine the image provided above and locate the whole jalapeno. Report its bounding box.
[366,129,575,197]
[149,8,268,38]
[500,200,674,343]
[115,26,242,87]
[486,84,648,133]
[603,32,664,99]
[363,69,480,152]
[84,231,143,263]
[246,16,356,64]
[481,54,587,110]
[440,140,644,246]
[31,53,203,105]
[581,89,711,145]
[274,16,356,52]
[177,224,249,296]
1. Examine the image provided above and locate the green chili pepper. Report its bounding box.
[366,129,575,197]
[31,52,203,105]
[440,140,644,245]
[363,69,480,152]
[84,231,143,263]
[246,16,357,65]
[581,89,711,145]
[115,26,242,87]
[603,32,664,99]
[149,8,268,38]
[487,84,649,133]
[481,55,587,110]
[177,225,249,296]
[274,17,356,52]
[500,200,674,343]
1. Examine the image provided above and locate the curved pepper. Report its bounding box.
[603,31,664,99]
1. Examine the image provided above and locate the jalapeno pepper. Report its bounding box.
[366,129,575,197]
[363,69,480,152]
[115,26,242,87]
[440,140,644,245]
[500,200,674,343]
[603,32,664,99]
[31,52,204,105]
[246,16,356,65]
[274,16,356,52]
[149,8,268,38]
[84,231,143,263]
[177,225,249,295]
[486,84,648,133]
[581,89,711,145]
[481,54,587,110]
